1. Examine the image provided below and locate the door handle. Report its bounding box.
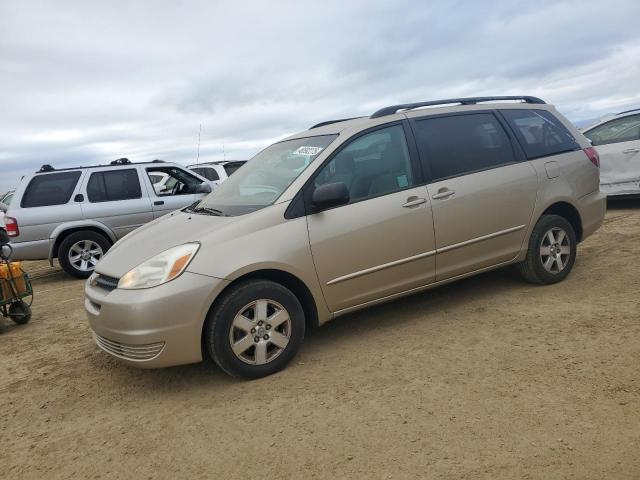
[432,189,455,200]
[402,197,426,208]
[623,148,640,154]
[154,200,165,206]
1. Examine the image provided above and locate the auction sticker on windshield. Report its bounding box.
[292,146,323,156]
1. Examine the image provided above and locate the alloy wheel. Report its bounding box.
[228,299,292,365]
[68,240,104,272]
[539,227,571,274]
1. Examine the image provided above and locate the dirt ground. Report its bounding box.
[1,201,639,480]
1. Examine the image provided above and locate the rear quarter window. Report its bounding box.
[21,171,82,208]
[501,109,580,159]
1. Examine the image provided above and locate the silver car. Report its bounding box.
[5,160,212,278]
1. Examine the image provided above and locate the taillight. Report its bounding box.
[5,216,19,237]
[583,147,600,168]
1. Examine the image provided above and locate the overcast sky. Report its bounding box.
[1,0,640,192]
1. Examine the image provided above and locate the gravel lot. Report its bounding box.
[1,201,639,479]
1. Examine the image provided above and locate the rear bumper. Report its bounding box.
[9,238,50,260]
[577,189,606,241]
[85,271,229,368]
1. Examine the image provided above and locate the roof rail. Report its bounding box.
[617,107,640,115]
[309,117,361,130]
[38,164,55,173]
[370,96,546,119]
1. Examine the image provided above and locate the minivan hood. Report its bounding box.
[95,211,240,278]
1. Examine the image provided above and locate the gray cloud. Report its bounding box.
[1,0,640,192]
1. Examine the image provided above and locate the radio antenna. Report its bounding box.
[196,123,202,166]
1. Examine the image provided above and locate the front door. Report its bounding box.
[410,111,538,280]
[143,166,204,218]
[306,123,436,313]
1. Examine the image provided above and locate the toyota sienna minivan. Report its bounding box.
[85,96,605,378]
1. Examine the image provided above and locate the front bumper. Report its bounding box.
[85,271,228,368]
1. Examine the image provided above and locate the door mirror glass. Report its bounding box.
[312,182,350,211]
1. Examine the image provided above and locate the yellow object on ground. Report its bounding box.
[0,262,27,299]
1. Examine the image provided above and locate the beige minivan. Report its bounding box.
[85,96,605,378]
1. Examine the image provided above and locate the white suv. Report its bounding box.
[188,160,246,186]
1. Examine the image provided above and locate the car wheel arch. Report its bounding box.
[539,201,583,242]
[200,268,320,356]
[51,224,115,260]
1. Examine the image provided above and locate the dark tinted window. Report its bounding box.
[314,124,415,202]
[584,114,640,146]
[223,162,245,176]
[502,109,580,158]
[413,113,515,181]
[21,171,81,208]
[191,167,219,181]
[87,169,141,202]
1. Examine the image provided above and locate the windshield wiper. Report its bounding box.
[192,206,226,216]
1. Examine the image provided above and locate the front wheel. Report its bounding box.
[517,214,577,285]
[204,280,306,379]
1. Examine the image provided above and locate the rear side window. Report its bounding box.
[191,167,220,181]
[584,114,640,146]
[223,162,245,176]
[413,113,516,181]
[87,169,142,203]
[21,171,81,208]
[501,109,580,159]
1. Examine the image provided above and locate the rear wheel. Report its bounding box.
[58,231,110,279]
[204,279,305,379]
[517,214,577,284]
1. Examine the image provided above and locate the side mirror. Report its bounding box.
[195,182,212,194]
[312,182,350,211]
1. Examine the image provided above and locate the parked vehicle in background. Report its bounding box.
[188,160,246,186]
[4,159,212,278]
[0,190,14,213]
[582,108,640,197]
[85,96,605,378]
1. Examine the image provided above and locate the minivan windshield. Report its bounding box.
[192,134,337,216]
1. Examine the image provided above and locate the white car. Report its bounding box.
[187,160,246,186]
[583,108,640,197]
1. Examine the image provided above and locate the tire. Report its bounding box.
[517,214,577,285]
[58,231,111,279]
[204,279,306,379]
[9,301,31,325]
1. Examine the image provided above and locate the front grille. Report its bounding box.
[95,274,119,292]
[93,333,165,361]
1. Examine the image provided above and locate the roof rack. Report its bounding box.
[110,157,131,165]
[38,164,55,173]
[617,107,640,115]
[309,117,361,130]
[370,96,546,119]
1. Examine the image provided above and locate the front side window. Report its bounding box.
[584,115,640,146]
[196,134,337,216]
[413,113,515,181]
[87,169,142,203]
[501,109,580,159]
[314,125,414,202]
[147,167,203,196]
[21,171,81,208]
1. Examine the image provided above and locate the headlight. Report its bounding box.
[118,243,200,290]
